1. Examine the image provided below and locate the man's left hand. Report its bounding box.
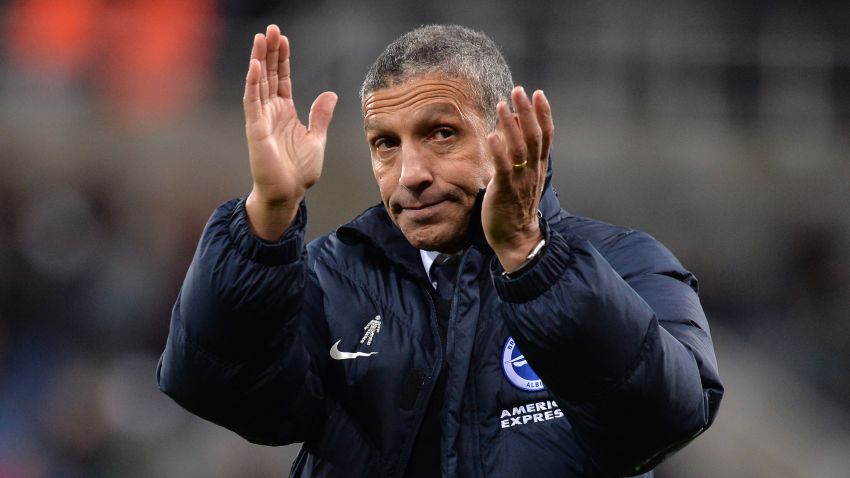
[482,86,554,273]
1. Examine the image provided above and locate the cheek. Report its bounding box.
[473,146,495,188]
[477,155,494,185]
[470,135,494,185]
[372,160,397,200]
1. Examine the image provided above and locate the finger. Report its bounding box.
[532,90,553,188]
[533,90,554,159]
[243,59,262,122]
[278,35,292,99]
[512,86,543,166]
[265,25,281,98]
[252,33,270,102]
[497,94,526,168]
[486,105,514,185]
[308,91,339,143]
[487,131,511,182]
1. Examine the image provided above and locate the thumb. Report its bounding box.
[308,91,338,143]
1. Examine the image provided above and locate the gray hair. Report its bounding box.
[360,25,513,127]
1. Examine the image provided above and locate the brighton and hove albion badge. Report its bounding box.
[502,337,545,392]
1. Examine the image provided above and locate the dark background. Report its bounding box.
[1,0,848,476]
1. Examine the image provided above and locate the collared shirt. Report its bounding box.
[419,249,441,288]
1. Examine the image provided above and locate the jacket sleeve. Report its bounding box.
[492,222,723,476]
[157,198,330,446]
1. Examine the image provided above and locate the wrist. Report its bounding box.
[246,190,301,241]
[494,229,545,273]
[502,237,546,276]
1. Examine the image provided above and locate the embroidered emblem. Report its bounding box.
[360,315,382,346]
[502,337,545,391]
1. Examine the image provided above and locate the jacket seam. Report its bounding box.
[617,317,659,391]
[595,228,637,256]
[175,319,243,372]
[392,286,443,478]
[315,254,417,337]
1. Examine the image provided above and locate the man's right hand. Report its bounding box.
[243,25,338,241]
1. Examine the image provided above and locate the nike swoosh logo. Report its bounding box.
[330,340,379,360]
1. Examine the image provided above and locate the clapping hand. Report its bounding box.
[243,25,338,240]
[482,87,554,272]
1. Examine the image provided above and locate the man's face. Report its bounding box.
[363,75,494,252]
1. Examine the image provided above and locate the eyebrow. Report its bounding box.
[364,117,386,133]
[364,102,464,132]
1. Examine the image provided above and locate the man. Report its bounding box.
[158,24,723,477]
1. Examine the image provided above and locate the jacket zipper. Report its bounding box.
[393,283,444,478]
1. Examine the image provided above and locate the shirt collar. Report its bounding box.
[420,250,441,283]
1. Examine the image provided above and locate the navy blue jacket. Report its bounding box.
[158,166,723,477]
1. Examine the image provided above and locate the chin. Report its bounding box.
[400,223,467,252]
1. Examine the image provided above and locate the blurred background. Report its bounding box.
[0,0,848,476]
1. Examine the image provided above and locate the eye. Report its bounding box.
[374,137,399,151]
[431,127,455,140]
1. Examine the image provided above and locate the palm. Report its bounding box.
[247,97,324,200]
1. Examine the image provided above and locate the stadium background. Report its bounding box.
[1,0,848,476]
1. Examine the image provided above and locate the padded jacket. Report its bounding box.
[157,166,723,477]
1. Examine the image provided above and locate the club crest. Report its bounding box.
[502,336,545,392]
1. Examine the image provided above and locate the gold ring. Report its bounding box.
[512,160,528,169]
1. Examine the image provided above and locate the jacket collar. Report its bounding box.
[336,152,562,278]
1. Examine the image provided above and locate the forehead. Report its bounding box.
[363,75,477,128]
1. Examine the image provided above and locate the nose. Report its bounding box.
[398,144,433,193]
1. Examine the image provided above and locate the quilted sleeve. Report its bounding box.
[492,223,723,476]
[157,198,329,446]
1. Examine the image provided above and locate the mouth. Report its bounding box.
[395,199,449,221]
[404,200,445,211]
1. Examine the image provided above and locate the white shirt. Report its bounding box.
[420,249,441,289]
